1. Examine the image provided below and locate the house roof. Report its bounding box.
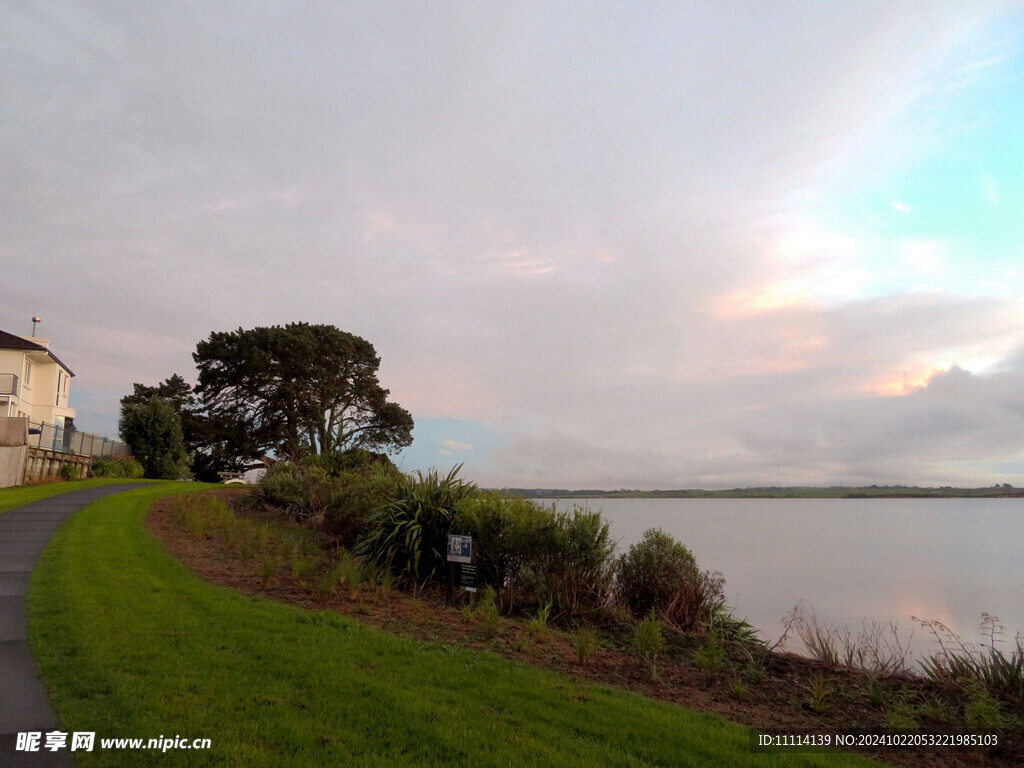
[0,329,76,376]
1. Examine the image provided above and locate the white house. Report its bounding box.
[0,329,76,431]
[219,457,275,485]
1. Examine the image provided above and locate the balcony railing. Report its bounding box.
[0,373,19,397]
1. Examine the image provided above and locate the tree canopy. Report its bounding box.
[118,395,191,479]
[121,374,228,481]
[192,323,414,460]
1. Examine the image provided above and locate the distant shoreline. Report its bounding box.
[499,485,1024,499]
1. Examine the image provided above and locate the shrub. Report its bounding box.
[964,681,1006,732]
[253,462,308,514]
[319,550,364,597]
[320,463,403,547]
[787,602,911,675]
[728,678,749,700]
[224,518,272,562]
[706,600,763,645]
[916,614,1024,703]
[253,456,403,547]
[357,466,476,584]
[463,586,501,637]
[805,675,831,714]
[916,695,954,724]
[288,553,317,578]
[453,491,550,612]
[525,602,552,640]
[256,553,279,585]
[173,495,235,539]
[454,497,617,617]
[90,458,144,478]
[615,528,724,632]
[633,609,667,680]
[303,448,394,477]
[885,702,918,731]
[743,661,766,684]
[692,632,726,671]
[866,676,887,709]
[572,625,600,665]
[524,504,615,616]
[59,464,78,481]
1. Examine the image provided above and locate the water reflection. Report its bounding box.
[546,497,1024,660]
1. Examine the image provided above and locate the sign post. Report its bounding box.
[446,534,473,604]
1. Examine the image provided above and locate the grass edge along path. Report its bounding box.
[28,484,886,768]
[0,479,157,514]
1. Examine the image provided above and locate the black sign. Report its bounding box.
[458,563,478,592]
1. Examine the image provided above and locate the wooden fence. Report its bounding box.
[0,445,27,488]
[0,416,127,487]
[0,417,28,488]
[23,447,92,483]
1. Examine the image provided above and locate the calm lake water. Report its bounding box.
[541,497,1024,657]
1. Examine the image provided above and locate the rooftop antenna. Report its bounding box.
[31,316,41,336]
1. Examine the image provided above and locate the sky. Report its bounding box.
[3,1,1023,489]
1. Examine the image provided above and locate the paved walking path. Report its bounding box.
[0,484,145,767]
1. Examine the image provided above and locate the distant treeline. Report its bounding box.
[499,484,1024,499]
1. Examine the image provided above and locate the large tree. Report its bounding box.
[122,374,204,448]
[118,395,191,479]
[121,374,229,481]
[193,323,414,460]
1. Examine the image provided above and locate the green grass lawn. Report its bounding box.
[27,484,887,767]
[0,478,152,514]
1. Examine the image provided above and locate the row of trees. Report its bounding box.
[118,323,414,479]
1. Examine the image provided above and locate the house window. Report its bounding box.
[24,361,32,388]
[56,372,62,405]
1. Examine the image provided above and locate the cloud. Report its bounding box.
[1,1,1021,489]
[440,440,475,453]
[892,200,912,214]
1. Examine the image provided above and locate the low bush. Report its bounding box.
[729,678,749,700]
[303,448,393,477]
[615,528,724,632]
[253,462,308,515]
[916,614,1024,703]
[252,452,403,548]
[455,496,619,617]
[884,701,918,731]
[964,681,1007,732]
[357,466,476,584]
[784,601,913,677]
[633,609,667,680]
[463,585,501,637]
[916,695,954,723]
[453,491,550,612]
[223,517,272,562]
[693,632,726,671]
[524,504,615,616]
[806,675,832,714]
[572,625,600,665]
[90,457,144,478]
[320,463,403,547]
[525,602,552,640]
[172,495,235,539]
[319,549,365,597]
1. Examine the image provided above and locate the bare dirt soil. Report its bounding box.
[146,489,1021,768]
